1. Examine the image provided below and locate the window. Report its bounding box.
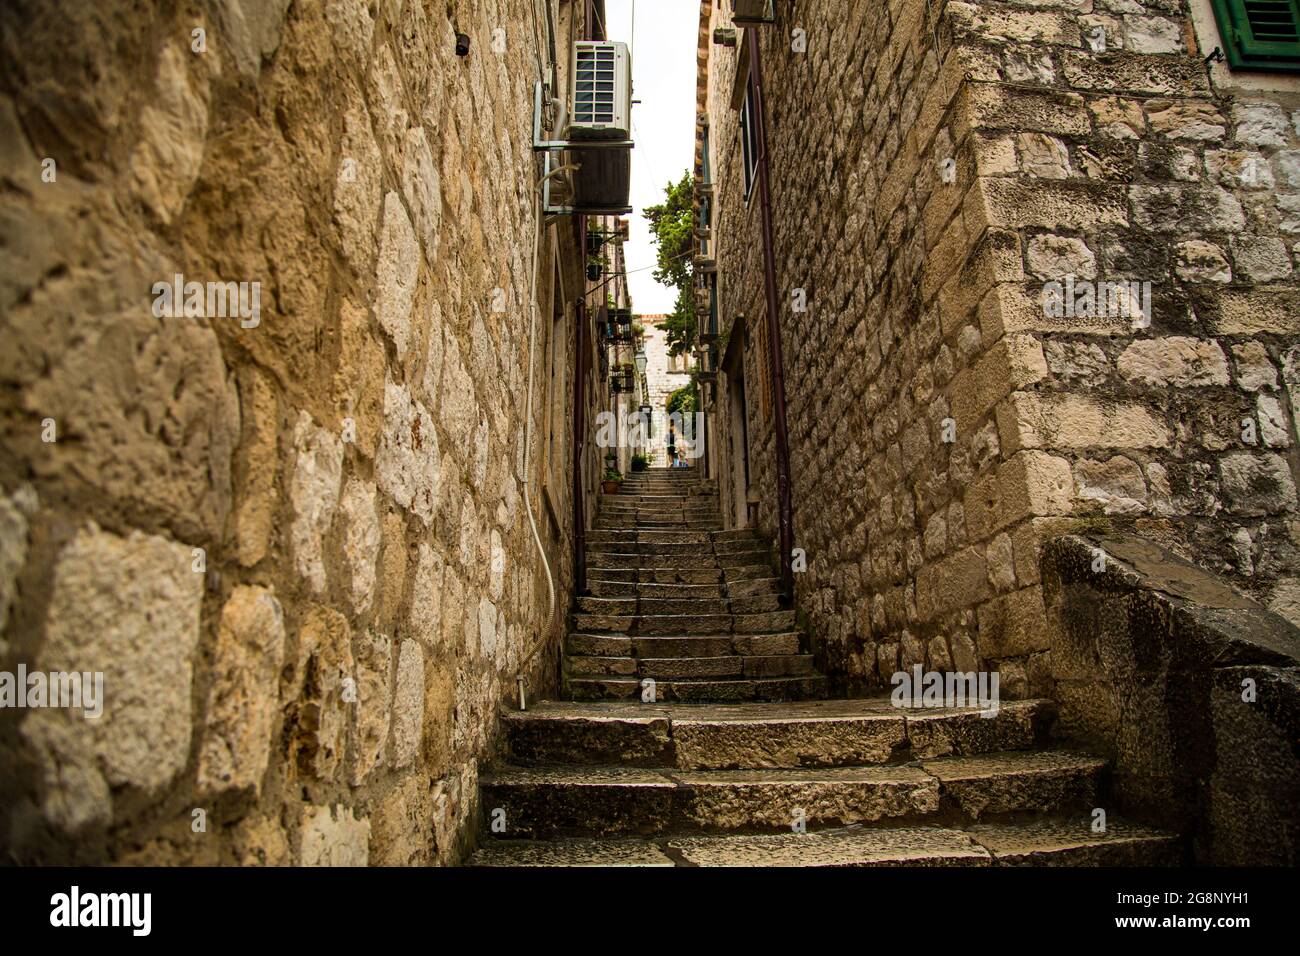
[1211,0,1300,72]
[705,273,719,338]
[739,81,759,199]
[701,124,712,185]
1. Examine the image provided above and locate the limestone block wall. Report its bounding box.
[703,1,1300,697]
[0,0,590,865]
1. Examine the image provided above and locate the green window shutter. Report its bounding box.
[1211,0,1300,72]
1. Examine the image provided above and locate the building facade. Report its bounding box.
[696,0,1300,696]
[635,313,696,465]
[0,0,617,865]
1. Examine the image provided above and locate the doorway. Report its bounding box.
[726,349,750,529]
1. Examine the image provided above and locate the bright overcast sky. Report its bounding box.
[602,1,698,314]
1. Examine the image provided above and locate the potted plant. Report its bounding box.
[602,467,623,494]
[631,453,648,472]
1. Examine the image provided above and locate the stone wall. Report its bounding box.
[1042,533,1300,865]
[0,0,592,865]
[701,1,1300,698]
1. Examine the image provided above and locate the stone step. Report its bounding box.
[593,519,724,530]
[566,632,802,659]
[724,565,774,581]
[565,674,829,702]
[478,749,1106,838]
[727,577,782,597]
[600,502,722,509]
[467,818,1178,866]
[566,654,816,680]
[586,580,726,598]
[587,554,743,567]
[587,530,715,545]
[586,541,719,556]
[599,508,721,519]
[571,609,797,635]
[589,568,724,586]
[584,567,775,589]
[575,595,782,615]
[587,574,785,598]
[501,698,1053,769]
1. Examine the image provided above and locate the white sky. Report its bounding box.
[602,0,698,315]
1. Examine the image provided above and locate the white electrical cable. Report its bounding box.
[516,1,563,710]
[521,190,555,630]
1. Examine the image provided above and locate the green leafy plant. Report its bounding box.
[631,453,648,472]
[603,467,623,483]
[667,378,699,418]
[643,171,696,357]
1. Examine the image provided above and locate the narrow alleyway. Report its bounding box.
[2,0,1297,882]
[467,470,1176,865]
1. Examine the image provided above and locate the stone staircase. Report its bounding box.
[568,468,823,701]
[467,469,1179,866]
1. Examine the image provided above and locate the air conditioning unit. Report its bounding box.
[733,0,775,25]
[569,41,632,139]
[567,41,632,211]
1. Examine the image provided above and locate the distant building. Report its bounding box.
[637,313,693,465]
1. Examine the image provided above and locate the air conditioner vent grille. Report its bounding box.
[574,46,619,126]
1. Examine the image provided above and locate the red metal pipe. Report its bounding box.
[747,27,795,605]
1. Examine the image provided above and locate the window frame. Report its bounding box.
[739,80,759,201]
[1210,0,1300,73]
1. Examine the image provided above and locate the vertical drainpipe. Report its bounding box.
[574,274,589,598]
[747,27,796,606]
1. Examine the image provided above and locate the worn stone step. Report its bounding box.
[594,519,724,530]
[586,580,726,598]
[586,541,716,556]
[501,699,1053,769]
[732,610,797,633]
[924,750,1106,818]
[587,530,712,545]
[589,568,724,586]
[479,749,1103,837]
[717,541,764,556]
[468,818,1178,867]
[960,818,1182,866]
[724,565,774,581]
[588,552,721,570]
[565,655,640,677]
[637,656,746,679]
[566,632,802,659]
[562,655,803,680]
[599,510,721,521]
[716,549,772,568]
[564,654,815,681]
[572,613,732,635]
[571,610,797,635]
[576,596,737,616]
[726,577,782,597]
[565,674,829,702]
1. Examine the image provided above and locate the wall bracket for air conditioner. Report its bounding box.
[532,81,634,216]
